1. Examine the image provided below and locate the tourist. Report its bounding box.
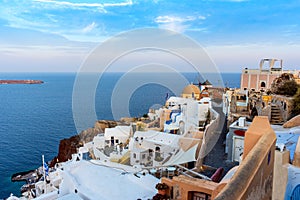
[152,183,170,200]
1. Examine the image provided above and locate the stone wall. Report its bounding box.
[272,150,289,200]
[215,117,276,200]
[49,120,117,167]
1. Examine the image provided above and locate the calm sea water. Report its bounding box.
[0,72,240,198]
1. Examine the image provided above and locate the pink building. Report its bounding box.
[240,59,283,91]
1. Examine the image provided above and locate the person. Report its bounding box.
[152,183,170,200]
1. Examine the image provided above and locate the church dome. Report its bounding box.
[182,84,200,95]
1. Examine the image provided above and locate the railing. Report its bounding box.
[175,164,211,180]
[142,164,211,180]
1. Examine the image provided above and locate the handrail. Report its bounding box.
[175,164,211,180]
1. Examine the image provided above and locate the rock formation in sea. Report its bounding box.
[0,80,44,84]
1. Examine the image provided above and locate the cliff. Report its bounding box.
[49,120,118,167]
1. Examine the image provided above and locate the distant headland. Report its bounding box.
[0,80,44,84]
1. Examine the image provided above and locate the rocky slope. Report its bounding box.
[49,120,118,167]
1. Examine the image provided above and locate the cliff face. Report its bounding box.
[49,120,118,167]
[50,135,80,167]
[78,120,118,144]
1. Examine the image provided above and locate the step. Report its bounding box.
[271,113,281,115]
[271,109,280,112]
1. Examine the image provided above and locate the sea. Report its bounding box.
[0,72,241,199]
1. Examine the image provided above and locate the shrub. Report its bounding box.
[292,88,300,116]
[272,80,298,96]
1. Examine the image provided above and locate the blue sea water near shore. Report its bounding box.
[0,72,240,198]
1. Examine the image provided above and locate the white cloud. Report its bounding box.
[158,23,189,33]
[34,0,133,9]
[82,22,97,33]
[187,27,208,32]
[103,0,133,7]
[204,0,248,2]
[155,15,196,24]
[198,15,206,20]
[155,15,206,33]
[34,0,104,7]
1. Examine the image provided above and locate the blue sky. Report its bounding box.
[1,0,300,72]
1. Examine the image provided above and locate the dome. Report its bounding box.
[182,84,201,95]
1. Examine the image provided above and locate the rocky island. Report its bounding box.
[0,80,44,84]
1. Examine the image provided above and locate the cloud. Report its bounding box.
[187,28,208,32]
[155,15,196,24]
[155,15,206,33]
[82,22,97,33]
[158,23,189,33]
[34,0,133,9]
[34,0,103,7]
[33,0,107,13]
[204,0,248,2]
[198,16,206,20]
[103,0,133,7]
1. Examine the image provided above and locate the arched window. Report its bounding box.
[261,81,266,88]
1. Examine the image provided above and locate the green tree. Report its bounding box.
[272,80,298,96]
[292,88,300,116]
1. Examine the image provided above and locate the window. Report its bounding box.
[261,81,266,88]
[133,153,136,159]
[111,136,114,146]
[188,191,211,200]
[155,147,163,161]
[149,149,153,156]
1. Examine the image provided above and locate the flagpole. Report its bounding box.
[42,155,47,194]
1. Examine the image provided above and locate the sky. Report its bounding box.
[0,0,300,72]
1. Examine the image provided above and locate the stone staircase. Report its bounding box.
[270,104,284,125]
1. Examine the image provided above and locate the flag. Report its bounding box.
[44,162,49,176]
